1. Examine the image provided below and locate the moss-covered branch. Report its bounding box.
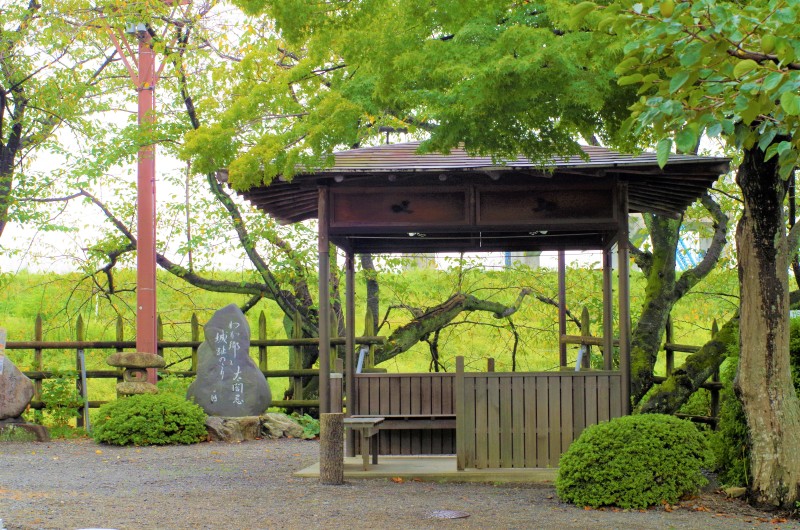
[374,289,531,364]
[637,314,738,414]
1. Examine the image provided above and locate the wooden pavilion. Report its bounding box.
[239,141,729,470]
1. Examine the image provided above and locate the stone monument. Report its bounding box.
[0,355,34,420]
[0,352,49,441]
[186,304,271,416]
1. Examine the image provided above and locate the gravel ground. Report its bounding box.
[0,438,798,530]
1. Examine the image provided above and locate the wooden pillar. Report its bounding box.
[558,249,567,368]
[617,183,632,415]
[318,186,331,414]
[319,412,344,484]
[455,356,465,471]
[345,252,356,456]
[602,248,614,370]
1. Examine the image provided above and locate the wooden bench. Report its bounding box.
[351,414,456,430]
[343,416,384,469]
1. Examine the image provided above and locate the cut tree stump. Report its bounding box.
[319,412,344,485]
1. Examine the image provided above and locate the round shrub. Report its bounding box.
[556,414,711,509]
[93,393,207,446]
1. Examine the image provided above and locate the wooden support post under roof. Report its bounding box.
[318,186,331,414]
[345,251,356,456]
[617,183,632,414]
[602,248,614,371]
[558,249,567,368]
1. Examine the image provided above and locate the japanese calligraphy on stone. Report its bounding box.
[186,304,271,416]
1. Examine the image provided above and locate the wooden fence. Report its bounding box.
[455,359,622,469]
[7,309,724,429]
[561,313,723,427]
[353,372,457,455]
[7,312,383,426]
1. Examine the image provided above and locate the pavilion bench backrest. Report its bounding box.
[354,373,456,455]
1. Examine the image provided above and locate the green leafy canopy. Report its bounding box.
[183,1,637,189]
[588,0,800,175]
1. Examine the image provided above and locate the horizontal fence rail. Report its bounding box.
[6,312,386,426]
[6,309,724,430]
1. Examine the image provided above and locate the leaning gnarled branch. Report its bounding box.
[375,290,531,364]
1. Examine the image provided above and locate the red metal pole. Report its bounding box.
[136,34,158,384]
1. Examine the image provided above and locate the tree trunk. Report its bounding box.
[735,144,800,510]
[319,412,344,485]
[630,215,680,402]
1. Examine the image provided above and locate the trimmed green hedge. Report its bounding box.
[556,414,711,509]
[93,393,207,446]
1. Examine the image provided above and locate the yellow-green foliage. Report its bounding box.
[556,414,711,509]
[93,394,207,446]
[0,268,737,404]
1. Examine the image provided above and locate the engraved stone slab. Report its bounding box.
[0,356,34,420]
[186,304,271,416]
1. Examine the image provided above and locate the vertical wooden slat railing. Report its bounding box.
[455,356,623,469]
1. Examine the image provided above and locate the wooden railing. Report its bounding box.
[6,312,384,425]
[559,309,723,428]
[455,356,623,469]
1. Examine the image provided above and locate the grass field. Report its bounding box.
[0,265,738,418]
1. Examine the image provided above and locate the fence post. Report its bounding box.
[75,315,85,428]
[486,357,495,373]
[364,308,375,370]
[190,313,200,372]
[258,311,267,372]
[710,319,720,428]
[330,310,339,369]
[115,316,125,385]
[291,311,304,401]
[580,306,592,370]
[455,356,465,470]
[665,315,674,376]
[156,314,164,359]
[34,314,43,402]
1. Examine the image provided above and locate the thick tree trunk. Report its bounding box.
[735,144,800,510]
[630,215,680,402]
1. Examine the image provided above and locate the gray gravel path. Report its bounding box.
[0,438,797,530]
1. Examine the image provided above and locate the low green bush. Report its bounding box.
[290,412,320,439]
[556,414,711,509]
[92,394,207,446]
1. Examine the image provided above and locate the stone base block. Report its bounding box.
[117,381,159,396]
[0,419,50,442]
[206,416,261,443]
[204,413,306,443]
[106,352,166,369]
